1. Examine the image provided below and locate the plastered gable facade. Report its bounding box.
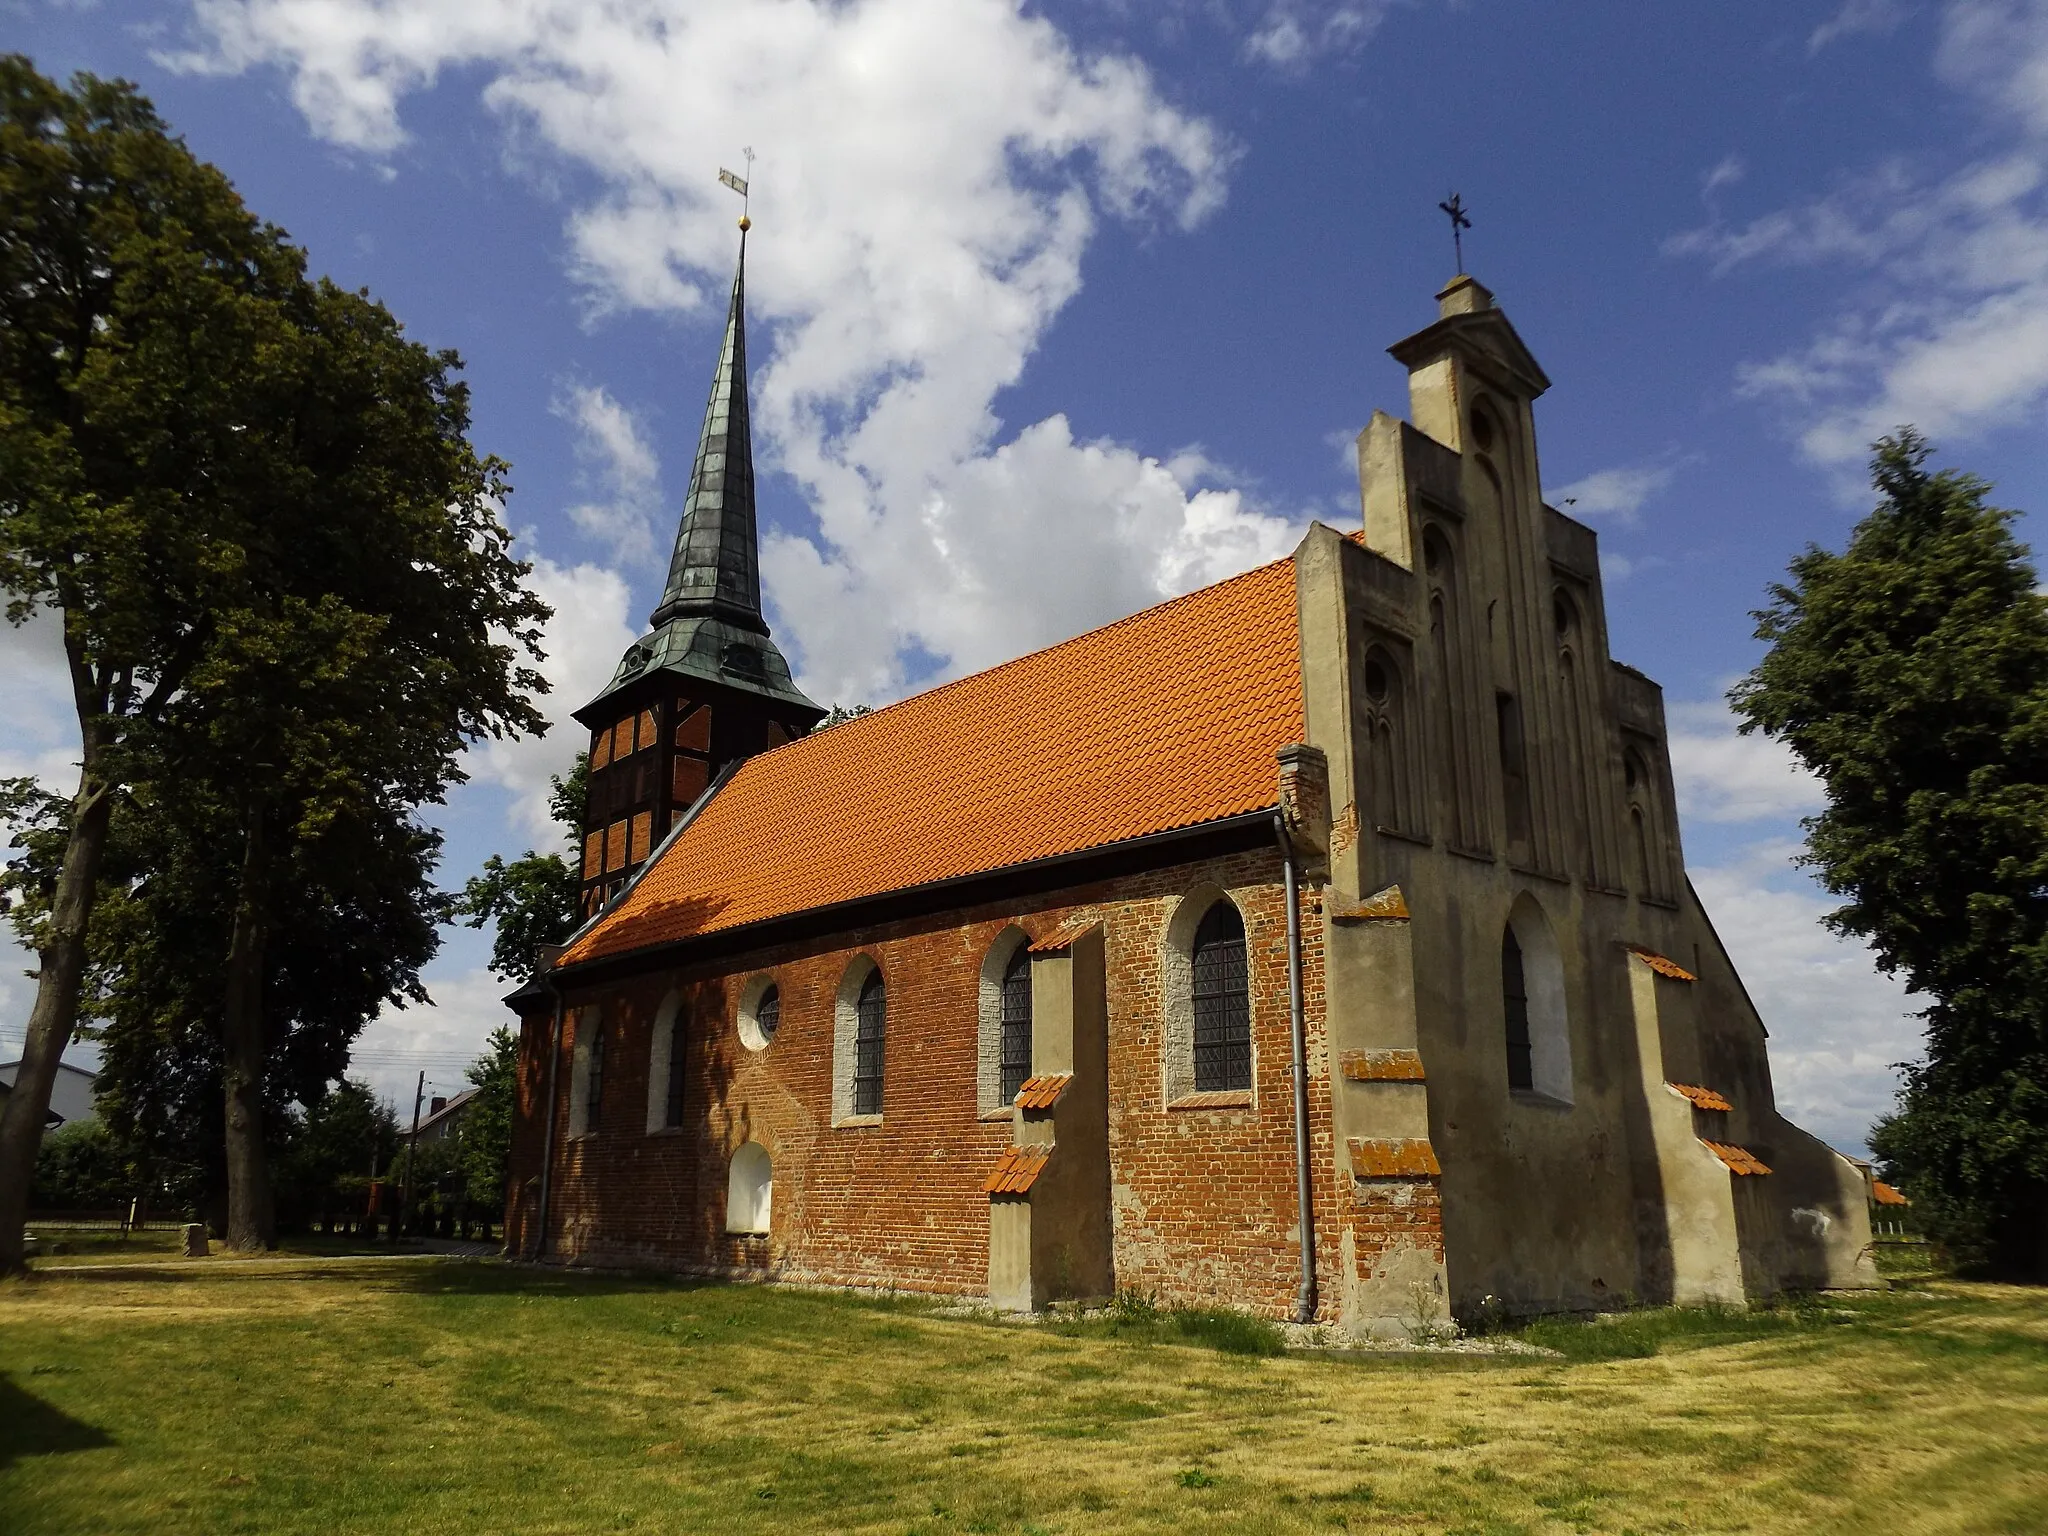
[505,268,1877,1334]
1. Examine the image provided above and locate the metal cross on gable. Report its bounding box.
[1438,192,1471,272]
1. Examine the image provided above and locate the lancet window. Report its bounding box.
[999,947,1033,1105]
[1191,903,1251,1093]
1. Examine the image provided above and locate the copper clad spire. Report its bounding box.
[649,230,765,635]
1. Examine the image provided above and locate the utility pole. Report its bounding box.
[399,1070,425,1241]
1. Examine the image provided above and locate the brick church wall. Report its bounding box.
[506,846,1381,1317]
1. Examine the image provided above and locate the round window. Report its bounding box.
[738,979,781,1052]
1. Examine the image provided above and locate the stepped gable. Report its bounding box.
[563,556,1304,963]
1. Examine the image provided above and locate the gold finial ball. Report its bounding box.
[738,214,752,231]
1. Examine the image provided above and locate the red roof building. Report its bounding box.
[504,262,1880,1332]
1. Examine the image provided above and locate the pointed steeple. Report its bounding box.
[650,229,765,635]
[579,220,817,721]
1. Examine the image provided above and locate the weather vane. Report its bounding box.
[719,147,755,230]
[1438,192,1470,272]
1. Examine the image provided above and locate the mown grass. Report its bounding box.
[1,1257,2044,1534]
[21,1229,404,1266]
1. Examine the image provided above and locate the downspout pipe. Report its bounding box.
[530,976,565,1263]
[1274,813,1318,1324]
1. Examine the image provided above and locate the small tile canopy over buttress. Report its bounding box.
[1013,1074,1071,1111]
[984,1143,1051,1195]
[1341,1050,1427,1082]
[1701,1140,1772,1176]
[1626,946,1698,982]
[1347,1137,1442,1178]
[1667,1082,1735,1112]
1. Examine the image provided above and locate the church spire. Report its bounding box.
[649,225,765,635]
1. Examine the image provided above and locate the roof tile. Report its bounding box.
[564,560,1304,964]
[1347,1137,1442,1178]
[1029,918,1100,954]
[1627,946,1698,983]
[1701,1139,1772,1176]
[1014,1074,1071,1111]
[1668,1082,1735,1112]
[1341,1050,1427,1082]
[984,1143,1052,1195]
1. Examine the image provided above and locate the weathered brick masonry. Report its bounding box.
[508,847,1378,1315]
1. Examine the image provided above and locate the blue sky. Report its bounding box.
[6,0,2046,1153]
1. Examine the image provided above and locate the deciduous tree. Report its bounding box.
[0,60,550,1266]
[454,758,584,983]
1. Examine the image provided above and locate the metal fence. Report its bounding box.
[24,1207,190,1234]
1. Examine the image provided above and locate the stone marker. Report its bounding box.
[182,1223,208,1258]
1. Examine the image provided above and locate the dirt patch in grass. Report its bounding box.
[1,1260,2044,1534]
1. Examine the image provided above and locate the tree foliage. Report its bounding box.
[455,757,584,982]
[1731,430,2048,1275]
[0,59,551,1265]
[456,1025,519,1213]
[30,1119,133,1209]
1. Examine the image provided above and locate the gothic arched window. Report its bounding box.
[1000,946,1033,1104]
[1502,928,1534,1092]
[1623,744,1666,901]
[1423,524,1473,848]
[1192,903,1251,1093]
[585,1015,606,1126]
[1503,895,1574,1103]
[853,970,886,1117]
[1554,588,1601,883]
[1362,643,1415,835]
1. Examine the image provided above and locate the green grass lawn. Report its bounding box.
[2,1258,2044,1535]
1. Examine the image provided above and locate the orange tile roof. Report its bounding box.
[984,1143,1051,1195]
[1347,1138,1442,1178]
[1702,1140,1772,1176]
[1668,1082,1735,1112]
[1871,1179,1911,1207]
[1014,1074,1071,1111]
[563,560,1305,964]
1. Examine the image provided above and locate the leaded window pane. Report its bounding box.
[1191,903,1250,1093]
[757,985,781,1043]
[586,1020,606,1126]
[664,1019,685,1129]
[1502,930,1534,1091]
[853,971,885,1116]
[1000,948,1033,1103]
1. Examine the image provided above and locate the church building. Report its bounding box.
[504,230,1878,1334]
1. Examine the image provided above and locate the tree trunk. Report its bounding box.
[221,806,276,1252]
[0,758,115,1274]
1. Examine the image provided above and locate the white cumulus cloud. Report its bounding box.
[1244,1,1395,66]
[1809,0,1911,54]
[167,0,1294,705]
[468,553,639,842]
[1691,842,1920,1157]
[1546,463,1675,524]
[556,383,662,566]
[1666,696,1828,824]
